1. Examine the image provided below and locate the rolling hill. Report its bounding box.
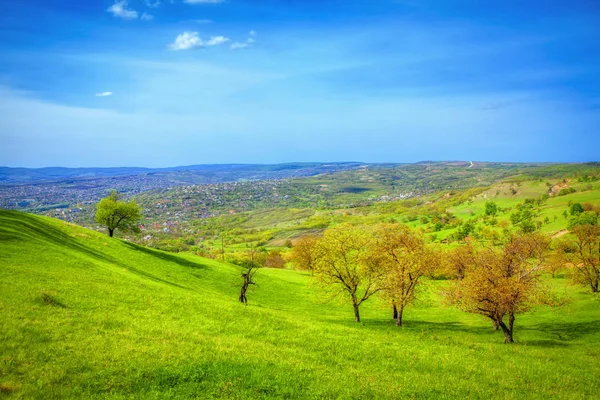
[1,210,599,398]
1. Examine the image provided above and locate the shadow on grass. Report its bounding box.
[519,340,569,348]
[122,242,207,270]
[326,317,494,335]
[523,320,600,341]
[0,210,192,291]
[1,211,118,265]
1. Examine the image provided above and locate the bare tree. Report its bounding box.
[238,245,264,305]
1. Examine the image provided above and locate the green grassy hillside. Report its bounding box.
[1,210,600,399]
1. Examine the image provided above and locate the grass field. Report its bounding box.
[1,210,600,399]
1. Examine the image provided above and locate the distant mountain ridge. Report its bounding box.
[0,162,371,185]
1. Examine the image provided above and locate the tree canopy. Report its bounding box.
[313,224,385,322]
[448,232,551,343]
[95,191,142,237]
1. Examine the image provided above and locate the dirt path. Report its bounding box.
[552,229,568,239]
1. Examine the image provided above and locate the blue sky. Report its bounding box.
[0,0,599,167]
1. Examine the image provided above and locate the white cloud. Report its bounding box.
[184,0,224,4]
[144,0,161,7]
[141,12,154,21]
[106,1,138,19]
[206,36,230,46]
[168,33,230,50]
[96,91,113,97]
[249,30,256,36]
[247,37,256,44]
[230,42,249,50]
[169,32,203,50]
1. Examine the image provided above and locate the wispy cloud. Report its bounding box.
[183,0,225,4]
[141,12,154,21]
[230,42,249,50]
[168,32,229,50]
[106,1,138,20]
[144,0,161,7]
[231,34,256,50]
[95,91,113,97]
[206,36,230,46]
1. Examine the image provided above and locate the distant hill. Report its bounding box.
[0,162,370,185]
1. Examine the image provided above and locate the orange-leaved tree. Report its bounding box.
[290,235,319,274]
[448,232,551,343]
[556,224,600,292]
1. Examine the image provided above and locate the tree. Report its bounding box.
[557,224,600,292]
[313,225,385,322]
[265,250,286,269]
[567,211,598,229]
[570,203,584,216]
[485,201,499,217]
[290,235,319,274]
[448,232,550,343]
[238,245,264,304]
[445,241,477,280]
[375,224,437,326]
[95,191,142,237]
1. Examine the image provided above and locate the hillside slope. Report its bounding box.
[1,210,600,399]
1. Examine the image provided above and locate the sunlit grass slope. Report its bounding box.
[1,210,599,399]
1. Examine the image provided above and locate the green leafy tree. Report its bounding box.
[568,211,598,229]
[95,191,142,237]
[485,201,498,217]
[570,203,584,216]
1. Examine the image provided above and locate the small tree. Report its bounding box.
[570,203,584,216]
[375,224,437,326]
[445,241,477,280]
[557,224,600,292]
[485,201,498,217]
[313,225,384,322]
[238,245,264,304]
[290,235,319,274]
[448,232,551,343]
[95,191,142,237]
[265,250,285,269]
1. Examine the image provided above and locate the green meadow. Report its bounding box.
[1,210,599,398]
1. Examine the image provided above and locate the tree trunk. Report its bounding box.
[498,320,514,343]
[493,319,499,331]
[395,306,404,327]
[353,302,361,323]
[239,284,248,304]
[108,228,114,237]
[591,281,598,293]
[392,304,398,320]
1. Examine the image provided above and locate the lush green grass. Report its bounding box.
[1,210,600,399]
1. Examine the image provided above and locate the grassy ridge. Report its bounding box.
[1,210,600,398]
